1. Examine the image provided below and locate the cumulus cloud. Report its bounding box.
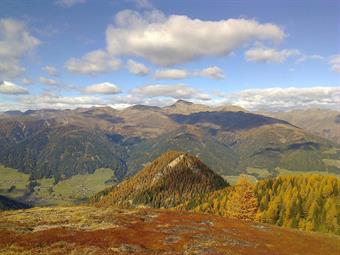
[55,0,86,8]
[106,9,285,66]
[154,69,188,79]
[245,46,300,63]
[329,55,340,73]
[65,50,121,75]
[43,65,58,76]
[39,77,59,86]
[195,66,224,80]
[127,59,149,75]
[0,18,40,79]
[0,81,29,95]
[132,84,210,100]
[223,87,340,111]
[84,82,121,94]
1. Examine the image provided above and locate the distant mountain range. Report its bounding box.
[0,100,339,183]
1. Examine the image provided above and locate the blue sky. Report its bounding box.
[0,0,339,111]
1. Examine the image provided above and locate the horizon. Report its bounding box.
[1,98,339,113]
[0,0,339,111]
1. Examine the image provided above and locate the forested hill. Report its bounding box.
[190,175,340,235]
[92,151,228,208]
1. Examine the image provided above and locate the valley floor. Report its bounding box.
[0,206,339,255]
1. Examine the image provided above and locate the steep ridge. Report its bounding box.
[262,109,340,144]
[93,151,228,208]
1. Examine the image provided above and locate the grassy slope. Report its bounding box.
[0,166,116,206]
[0,206,339,255]
[0,165,29,199]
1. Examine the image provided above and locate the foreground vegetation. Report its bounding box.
[0,206,339,255]
[191,175,339,235]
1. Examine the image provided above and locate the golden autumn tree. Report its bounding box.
[225,177,258,221]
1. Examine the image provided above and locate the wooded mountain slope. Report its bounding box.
[93,151,228,208]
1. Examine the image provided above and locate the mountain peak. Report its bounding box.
[93,151,228,208]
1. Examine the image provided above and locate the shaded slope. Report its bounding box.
[94,151,228,208]
[169,111,290,131]
[0,195,30,210]
[0,125,127,181]
[127,125,239,176]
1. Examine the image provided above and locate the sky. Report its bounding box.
[0,0,339,111]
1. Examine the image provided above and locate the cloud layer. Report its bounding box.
[224,87,340,111]
[132,83,210,100]
[106,10,285,66]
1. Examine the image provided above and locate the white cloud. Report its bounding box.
[0,81,29,95]
[132,84,210,100]
[43,65,58,76]
[195,66,224,80]
[0,18,40,79]
[17,94,106,110]
[84,82,121,94]
[39,77,59,86]
[329,55,340,73]
[65,50,121,75]
[223,87,340,111]
[55,0,86,8]
[245,46,300,63]
[127,59,149,75]
[106,10,284,66]
[154,69,188,79]
[297,54,324,63]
